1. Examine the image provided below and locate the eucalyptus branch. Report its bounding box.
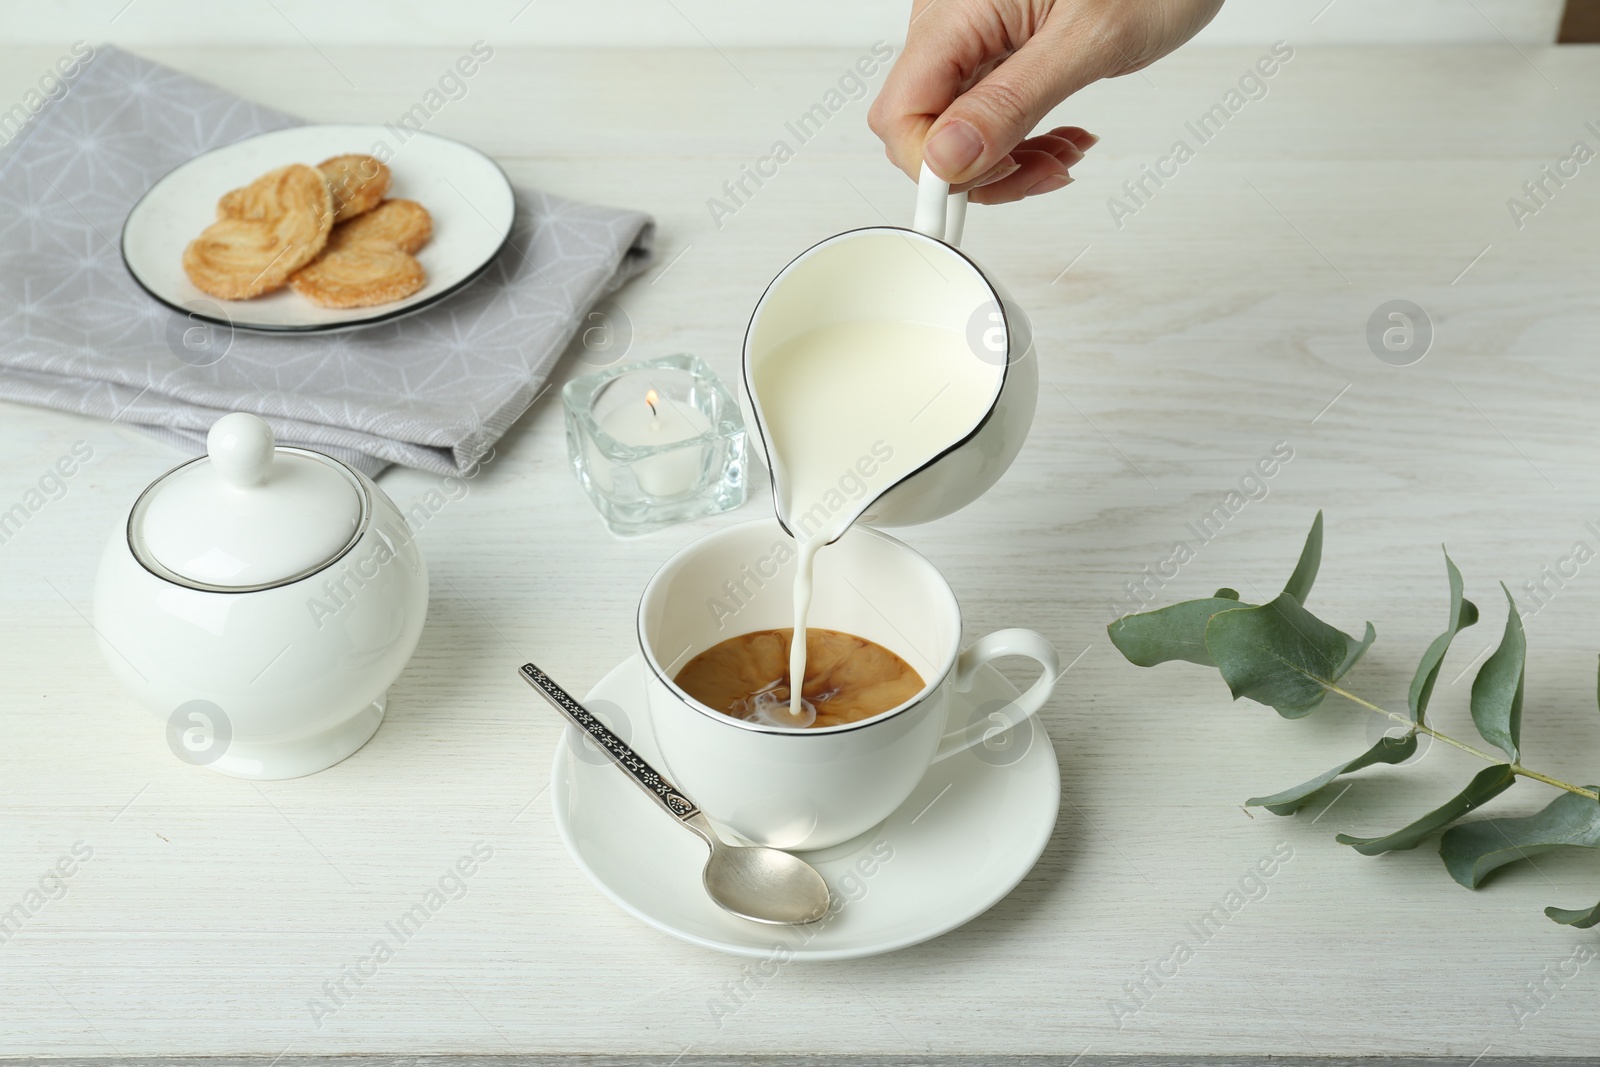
[1107,511,1600,927]
[1319,681,1599,802]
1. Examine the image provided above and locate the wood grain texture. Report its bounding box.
[2,43,1600,1060]
[10,1059,1600,1067]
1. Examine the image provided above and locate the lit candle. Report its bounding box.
[598,386,713,497]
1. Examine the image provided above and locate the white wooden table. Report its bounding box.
[3,41,1600,1063]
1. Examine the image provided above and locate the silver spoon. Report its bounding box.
[520,663,832,925]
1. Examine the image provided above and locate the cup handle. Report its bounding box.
[932,628,1059,763]
[912,161,969,247]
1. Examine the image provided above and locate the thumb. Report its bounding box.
[922,30,1105,185]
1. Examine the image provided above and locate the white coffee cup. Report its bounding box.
[637,517,1059,851]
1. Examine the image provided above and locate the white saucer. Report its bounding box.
[549,655,1061,960]
[121,124,514,333]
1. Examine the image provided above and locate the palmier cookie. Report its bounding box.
[184,164,333,300]
[336,198,432,253]
[318,154,391,223]
[289,200,433,309]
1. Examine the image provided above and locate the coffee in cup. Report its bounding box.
[674,626,924,729]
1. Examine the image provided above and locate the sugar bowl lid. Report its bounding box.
[129,413,369,592]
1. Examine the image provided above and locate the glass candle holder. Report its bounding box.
[563,354,748,536]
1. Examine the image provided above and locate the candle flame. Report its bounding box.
[645,389,659,416]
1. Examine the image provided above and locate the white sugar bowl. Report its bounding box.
[93,412,428,779]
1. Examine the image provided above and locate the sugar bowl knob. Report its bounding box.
[207,412,275,488]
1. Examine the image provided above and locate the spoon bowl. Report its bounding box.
[688,812,831,924]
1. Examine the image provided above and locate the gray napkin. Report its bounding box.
[0,46,654,476]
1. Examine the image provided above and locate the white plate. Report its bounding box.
[550,655,1061,960]
[121,124,514,334]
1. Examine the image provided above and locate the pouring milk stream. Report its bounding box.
[742,164,1035,725]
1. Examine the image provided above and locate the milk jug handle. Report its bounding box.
[912,161,968,247]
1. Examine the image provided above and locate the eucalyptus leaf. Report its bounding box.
[1248,732,1419,816]
[1214,588,1241,601]
[1408,550,1479,726]
[1336,765,1517,856]
[1470,584,1525,762]
[1204,592,1375,718]
[1439,786,1600,888]
[1546,899,1600,929]
[1281,510,1323,605]
[1337,621,1378,680]
[1107,597,1253,668]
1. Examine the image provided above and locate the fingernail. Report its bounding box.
[924,120,984,181]
[1026,174,1073,196]
[1081,132,1100,148]
[975,159,1020,187]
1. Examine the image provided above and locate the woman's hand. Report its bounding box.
[868,0,1224,203]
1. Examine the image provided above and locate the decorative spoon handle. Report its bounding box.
[520,663,700,821]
